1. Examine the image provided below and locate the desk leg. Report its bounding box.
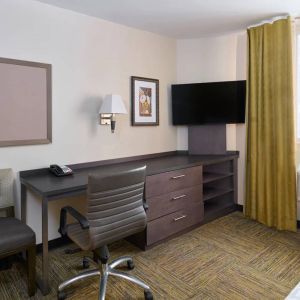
[37,197,51,295]
[21,183,27,224]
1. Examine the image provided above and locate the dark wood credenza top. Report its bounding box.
[19,151,238,199]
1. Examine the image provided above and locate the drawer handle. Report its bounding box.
[171,174,186,179]
[173,215,187,221]
[172,194,187,200]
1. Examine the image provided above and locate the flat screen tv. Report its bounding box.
[172,80,246,125]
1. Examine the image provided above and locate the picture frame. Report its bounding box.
[0,57,52,147]
[131,76,159,126]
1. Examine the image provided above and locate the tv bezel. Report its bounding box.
[171,80,246,125]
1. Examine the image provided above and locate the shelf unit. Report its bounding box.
[203,172,234,184]
[203,187,233,201]
[202,160,237,221]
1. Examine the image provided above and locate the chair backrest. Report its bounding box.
[86,165,147,249]
[0,169,14,217]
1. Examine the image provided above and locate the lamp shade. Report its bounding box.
[99,94,127,114]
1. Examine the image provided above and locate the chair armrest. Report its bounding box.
[142,185,148,211]
[58,206,89,237]
[143,201,149,211]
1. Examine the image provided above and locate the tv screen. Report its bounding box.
[172,80,246,125]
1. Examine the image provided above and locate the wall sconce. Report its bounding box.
[98,94,127,133]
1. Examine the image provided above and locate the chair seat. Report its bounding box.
[67,223,90,251]
[0,217,35,257]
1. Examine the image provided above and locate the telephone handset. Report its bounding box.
[49,164,73,177]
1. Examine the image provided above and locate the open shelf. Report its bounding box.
[204,200,236,223]
[203,172,234,184]
[203,187,234,202]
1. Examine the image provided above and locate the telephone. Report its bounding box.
[49,164,73,177]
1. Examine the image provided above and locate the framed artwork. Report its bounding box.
[131,76,159,126]
[0,57,52,147]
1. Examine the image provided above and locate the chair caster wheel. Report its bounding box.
[83,257,90,269]
[127,260,134,270]
[57,290,66,300]
[144,290,153,300]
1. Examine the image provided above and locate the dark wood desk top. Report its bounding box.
[20,152,238,199]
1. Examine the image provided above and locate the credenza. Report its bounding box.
[145,166,203,246]
[129,154,238,249]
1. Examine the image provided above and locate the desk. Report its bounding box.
[20,151,238,295]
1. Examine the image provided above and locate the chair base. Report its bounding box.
[57,255,153,300]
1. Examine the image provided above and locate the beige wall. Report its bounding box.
[176,33,247,204]
[176,35,237,150]
[176,31,299,211]
[0,0,177,243]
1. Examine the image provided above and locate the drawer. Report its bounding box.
[147,203,204,245]
[146,186,202,221]
[145,166,202,198]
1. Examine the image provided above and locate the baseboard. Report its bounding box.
[0,238,72,266]
[236,204,300,229]
[176,150,189,155]
[36,236,72,253]
[236,204,243,212]
[36,205,241,253]
[37,204,300,253]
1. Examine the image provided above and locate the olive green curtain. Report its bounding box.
[245,17,297,231]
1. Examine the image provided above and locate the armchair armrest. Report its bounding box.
[58,206,89,237]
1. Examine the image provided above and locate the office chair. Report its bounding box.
[57,166,153,300]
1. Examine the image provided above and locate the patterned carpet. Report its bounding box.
[1,212,300,299]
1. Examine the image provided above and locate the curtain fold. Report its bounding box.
[245,17,297,231]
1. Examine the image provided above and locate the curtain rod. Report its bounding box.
[248,15,300,28]
[248,15,289,29]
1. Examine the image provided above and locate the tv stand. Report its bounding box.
[187,124,238,223]
[189,124,227,155]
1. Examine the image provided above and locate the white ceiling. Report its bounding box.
[37,0,300,38]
